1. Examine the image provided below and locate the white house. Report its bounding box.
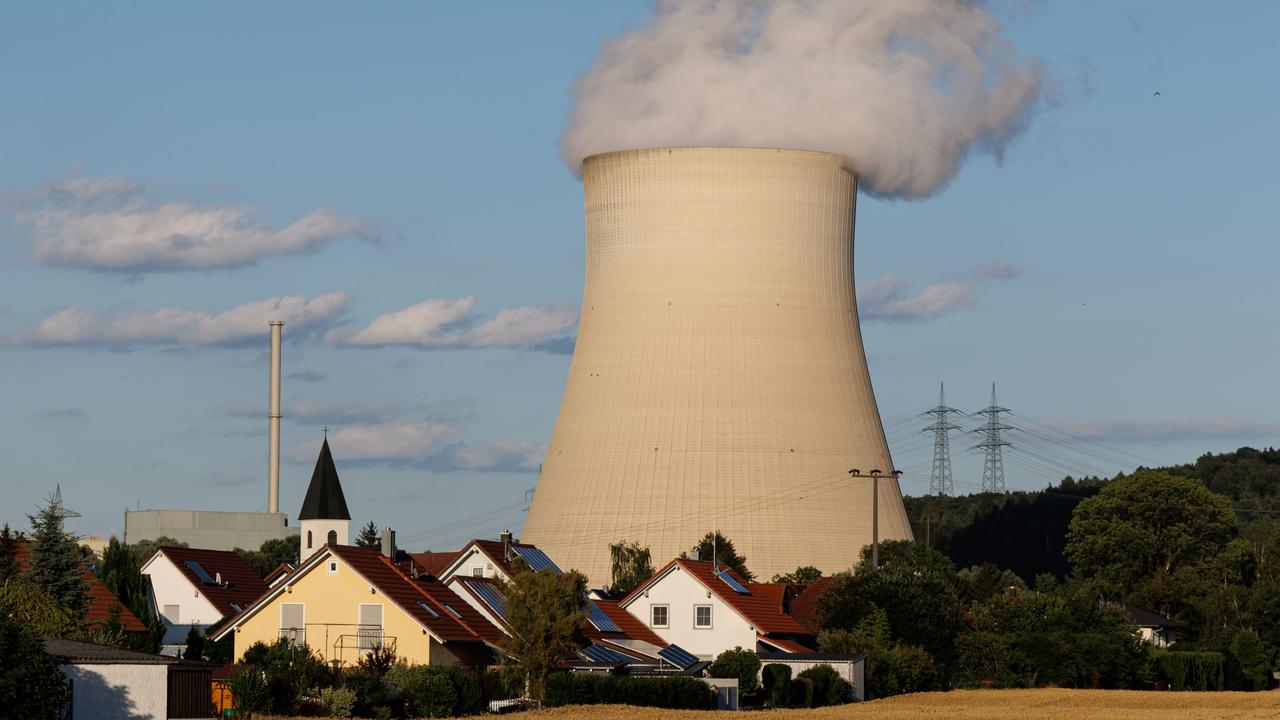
[140,546,269,655]
[1126,606,1184,648]
[45,638,212,720]
[619,558,814,661]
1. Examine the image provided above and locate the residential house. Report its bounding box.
[211,541,503,667]
[139,546,268,655]
[619,558,815,661]
[1126,606,1185,648]
[13,539,149,638]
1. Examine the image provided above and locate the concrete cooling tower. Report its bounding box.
[522,147,912,584]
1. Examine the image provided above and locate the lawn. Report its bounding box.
[530,688,1280,720]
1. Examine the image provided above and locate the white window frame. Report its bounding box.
[327,560,339,576]
[651,604,669,629]
[694,604,713,629]
[472,567,484,577]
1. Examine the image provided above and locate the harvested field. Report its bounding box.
[531,688,1280,720]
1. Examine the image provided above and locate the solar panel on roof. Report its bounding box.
[587,601,622,632]
[417,601,440,618]
[582,643,632,664]
[184,559,215,584]
[465,580,510,621]
[443,604,462,619]
[658,644,700,670]
[510,545,562,573]
[715,569,751,595]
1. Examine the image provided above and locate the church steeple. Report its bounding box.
[298,438,351,562]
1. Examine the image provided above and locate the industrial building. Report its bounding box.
[523,147,913,583]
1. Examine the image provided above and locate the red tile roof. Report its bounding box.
[624,558,814,639]
[409,550,460,578]
[591,599,667,648]
[13,540,148,634]
[327,545,504,645]
[150,547,269,617]
[788,576,840,631]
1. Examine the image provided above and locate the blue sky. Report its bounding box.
[2,2,1276,547]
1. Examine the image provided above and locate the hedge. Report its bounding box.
[544,672,714,709]
[1152,651,1225,691]
[797,664,850,706]
[762,664,792,707]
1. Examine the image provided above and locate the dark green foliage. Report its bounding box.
[819,607,939,698]
[482,668,519,701]
[228,667,270,716]
[957,588,1149,689]
[797,664,849,706]
[127,536,187,563]
[956,563,1025,605]
[1229,629,1269,691]
[688,530,753,581]
[495,560,589,699]
[182,625,203,661]
[0,524,19,582]
[235,536,302,578]
[99,537,163,652]
[608,540,654,594]
[0,618,68,720]
[707,646,761,693]
[1151,650,1225,691]
[0,576,81,637]
[543,672,714,709]
[762,663,792,707]
[356,643,397,680]
[235,638,332,715]
[356,521,381,548]
[772,566,823,585]
[788,676,814,708]
[386,663,487,718]
[203,627,234,665]
[26,488,90,617]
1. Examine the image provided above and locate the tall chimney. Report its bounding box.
[268,321,283,514]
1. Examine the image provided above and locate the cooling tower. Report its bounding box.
[522,147,912,584]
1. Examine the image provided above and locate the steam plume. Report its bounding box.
[561,0,1044,199]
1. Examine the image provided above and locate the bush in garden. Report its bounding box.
[543,672,714,709]
[707,646,761,693]
[227,667,270,717]
[797,664,850,706]
[788,676,814,708]
[385,662,488,718]
[762,663,792,707]
[319,686,356,718]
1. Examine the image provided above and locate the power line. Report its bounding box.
[922,382,962,496]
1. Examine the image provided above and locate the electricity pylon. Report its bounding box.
[971,383,1012,493]
[922,383,961,496]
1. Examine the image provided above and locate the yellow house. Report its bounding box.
[212,543,503,667]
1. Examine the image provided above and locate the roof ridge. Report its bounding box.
[376,552,490,643]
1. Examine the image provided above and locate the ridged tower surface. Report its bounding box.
[522,147,913,584]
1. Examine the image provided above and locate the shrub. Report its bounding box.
[707,647,761,694]
[0,618,68,720]
[762,663,792,707]
[797,664,849,706]
[228,668,270,717]
[543,672,714,709]
[788,676,814,708]
[1152,650,1226,691]
[386,663,487,718]
[320,686,356,718]
[483,668,519,700]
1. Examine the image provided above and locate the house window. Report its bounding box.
[651,604,669,628]
[472,567,484,577]
[280,603,305,645]
[163,604,180,624]
[306,530,313,549]
[695,605,713,628]
[358,604,384,652]
[327,560,339,576]
[327,530,337,545]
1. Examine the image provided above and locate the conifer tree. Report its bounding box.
[25,487,89,618]
[0,524,18,582]
[355,521,380,548]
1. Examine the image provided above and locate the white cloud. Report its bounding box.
[858,275,974,321]
[288,421,541,473]
[975,260,1020,279]
[1048,417,1280,444]
[5,292,349,349]
[331,296,578,351]
[7,173,374,272]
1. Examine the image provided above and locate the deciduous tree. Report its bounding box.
[495,560,588,698]
[687,531,754,581]
[608,540,653,594]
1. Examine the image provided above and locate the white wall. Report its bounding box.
[300,519,349,562]
[447,548,502,581]
[760,658,865,702]
[61,663,169,720]
[141,554,223,650]
[625,565,756,659]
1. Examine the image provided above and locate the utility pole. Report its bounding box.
[971,383,1012,493]
[851,468,882,570]
[922,382,961,496]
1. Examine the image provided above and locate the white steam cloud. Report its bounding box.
[561,0,1044,199]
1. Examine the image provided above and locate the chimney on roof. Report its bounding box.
[215,571,224,586]
[500,530,513,560]
[689,547,700,562]
[380,527,396,560]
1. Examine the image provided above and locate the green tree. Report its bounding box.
[128,536,188,564]
[355,521,380,548]
[495,559,588,698]
[100,537,164,652]
[707,646,761,693]
[688,530,754,581]
[771,565,823,586]
[608,540,653,594]
[236,535,302,577]
[0,524,19,582]
[818,606,939,698]
[1066,469,1236,607]
[183,625,204,661]
[0,577,81,638]
[0,618,69,720]
[26,487,89,617]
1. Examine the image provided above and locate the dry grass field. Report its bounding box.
[530,689,1280,720]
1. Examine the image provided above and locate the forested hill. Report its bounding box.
[904,446,1280,583]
